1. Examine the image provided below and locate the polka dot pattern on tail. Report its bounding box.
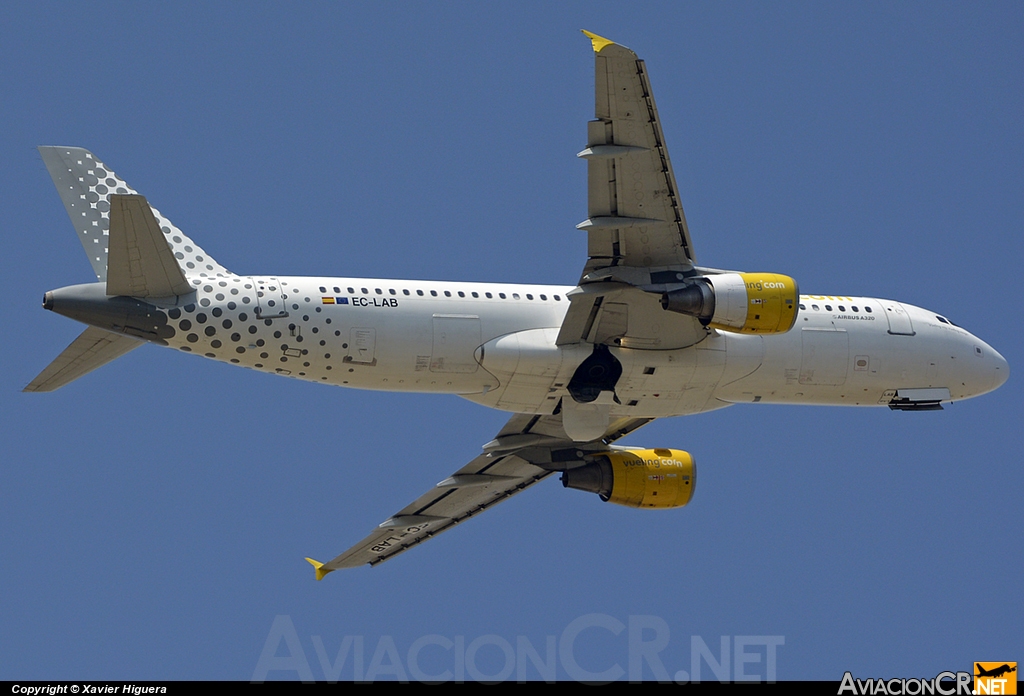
[38,147,229,282]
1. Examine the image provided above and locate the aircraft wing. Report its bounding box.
[306,413,652,576]
[557,31,706,350]
[577,30,695,280]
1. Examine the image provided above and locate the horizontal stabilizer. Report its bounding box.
[107,194,192,298]
[23,327,142,393]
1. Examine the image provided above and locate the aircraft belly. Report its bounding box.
[613,344,692,416]
[602,337,728,417]
[473,331,757,418]
[472,329,736,418]
[472,328,589,412]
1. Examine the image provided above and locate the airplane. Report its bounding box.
[26,31,1008,579]
[975,664,1016,679]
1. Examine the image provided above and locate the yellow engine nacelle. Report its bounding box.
[661,272,799,334]
[560,448,696,509]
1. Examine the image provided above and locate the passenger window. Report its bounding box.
[540,294,547,300]
[825,305,832,311]
[458,291,465,298]
[471,292,479,298]
[375,288,382,295]
[485,292,493,299]
[389,289,396,295]
[430,290,437,297]
[812,304,819,310]
[852,306,859,312]
[513,293,520,300]
[799,304,806,310]
[527,294,534,300]
[348,287,355,293]
[403,289,410,296]
[838,305,846,311]
[499,293,506,299]
[444,291,451,297]
[319,286,326,293]
[554,295,561,301]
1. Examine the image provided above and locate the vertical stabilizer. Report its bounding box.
[38,147,229,281]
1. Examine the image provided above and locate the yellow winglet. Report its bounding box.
[581,30,616,53]
[305,557,334,581]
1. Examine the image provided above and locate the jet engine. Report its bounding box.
[560,448,696,509]
[661,272,799,334]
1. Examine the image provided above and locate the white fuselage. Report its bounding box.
[157,276,1008,418]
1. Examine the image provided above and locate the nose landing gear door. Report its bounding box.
[252,277,289,320]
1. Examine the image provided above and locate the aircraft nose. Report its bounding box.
[990,347,1009,391]
[959,334,1008,398]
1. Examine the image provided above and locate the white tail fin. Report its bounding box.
[38,147,229,281]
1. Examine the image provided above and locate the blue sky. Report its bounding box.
[2,2,1021,681]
